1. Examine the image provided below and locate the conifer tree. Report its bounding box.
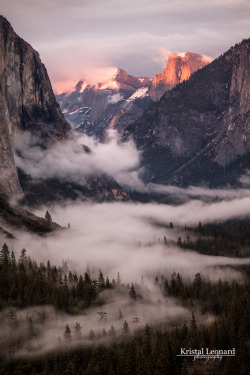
[45,210,52,224]
[122,320,130,335]
[129,284,137,300]
[63,324,71,340]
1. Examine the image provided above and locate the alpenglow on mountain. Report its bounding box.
[124,39,250,187]
[56,68,152,141]
[57,53,211,141]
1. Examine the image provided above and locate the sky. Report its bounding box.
[1,0,250,92]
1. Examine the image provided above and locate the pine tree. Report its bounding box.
[122,320,130,335]
[97,269,105,289]
[0,243,10,267]
[45,210,52,224]
[129,284,137,300]
[63,324,72,340]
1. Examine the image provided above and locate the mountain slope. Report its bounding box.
[57,53,211,141]
[124,39,250,187]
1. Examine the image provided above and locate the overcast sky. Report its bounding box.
[1,0,249,92]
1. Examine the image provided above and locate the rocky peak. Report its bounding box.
[150,52,212,101]
[112,68,151,89]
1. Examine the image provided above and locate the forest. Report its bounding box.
[0,219,249,375]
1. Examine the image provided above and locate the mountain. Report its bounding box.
[57,54,211,141]
[150,52,212,101]
[124,39,250,187]
[57,68,152,140]
[0,16,129,205]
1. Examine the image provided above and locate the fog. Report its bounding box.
[14,131,250,200]
[1,195,249,358]
[1,288,189,359]
[14,131,142,188]
[1,198,248,287]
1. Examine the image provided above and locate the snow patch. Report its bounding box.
[177,52,186,58]
[80,82,88,93]
[126,87,148,102]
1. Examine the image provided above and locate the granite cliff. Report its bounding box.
[0,15,71,198]
[150,52,211,101]
[0,16,71,147]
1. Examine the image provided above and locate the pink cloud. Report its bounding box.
[10,3,24,8]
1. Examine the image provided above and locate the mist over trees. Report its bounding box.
[0,218,249,375]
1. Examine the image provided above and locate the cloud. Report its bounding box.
[14,130,141,187]
[1,0,249,87]
[14,131,250,199]
[145,183,250,199]
[108,93,123,104]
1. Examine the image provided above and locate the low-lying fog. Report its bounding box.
[2,197,249,285]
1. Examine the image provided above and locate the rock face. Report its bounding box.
[0,16,71,147]
[125,39,250,187]
[0,16,71,197]
[0,82,22,196]
[150,52,211,101]
[57,68,152,141]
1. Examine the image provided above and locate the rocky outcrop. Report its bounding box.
[125,39,250,187]
[150,52,211,101]
[0,194,61,234]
